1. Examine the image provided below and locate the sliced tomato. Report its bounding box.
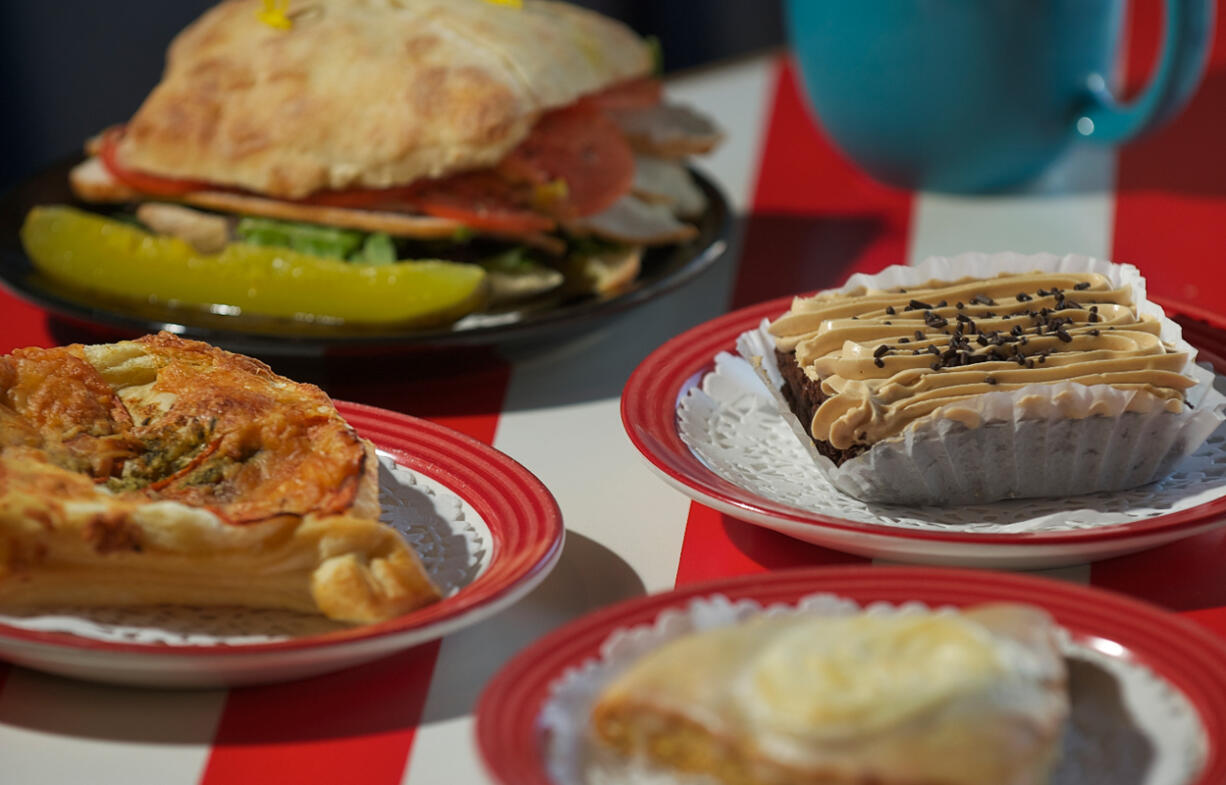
[408,171,556,233]
[296,185,421,209]
[584,76,663,111]
[498,102,635,217]
[98,127,216,197]
[416,202,555,234]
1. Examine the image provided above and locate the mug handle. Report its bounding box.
[1077,0,1214,143]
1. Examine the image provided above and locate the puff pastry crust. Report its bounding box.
[117,0,652,198]
[591,603,1069,785]
[0,333,440,623]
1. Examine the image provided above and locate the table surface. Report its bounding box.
[4,19,1226,785]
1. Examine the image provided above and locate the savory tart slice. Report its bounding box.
[0,333,440,623]
[591,603,1069,785]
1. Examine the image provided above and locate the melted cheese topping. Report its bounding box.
[732,615,1006,743]
[768,271,1193,449]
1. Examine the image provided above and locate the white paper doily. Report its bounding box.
[0,452,491,645]
[677,350,1226,533]
[540,594,1208,785]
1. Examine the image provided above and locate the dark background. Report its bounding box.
[0,1,784,191]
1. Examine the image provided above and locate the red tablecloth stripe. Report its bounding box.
[674,506,867,585]
[1090,528,1226,613]
[729,59,915,309]
[0,291,60,353]
[1181,606,1226,641]
[1111,2,1226,311]
[309,349,511,446]
[673,58,914,586]
[1095,4,1226,630]
[199,647,439,785]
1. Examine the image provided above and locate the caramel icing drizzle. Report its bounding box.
[768,271,1193,450]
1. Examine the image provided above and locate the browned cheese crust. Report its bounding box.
[0,333,441,623]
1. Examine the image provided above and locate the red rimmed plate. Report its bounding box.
[622,296,1226,568]
[0,401,563,688]
[476,566,1226,785]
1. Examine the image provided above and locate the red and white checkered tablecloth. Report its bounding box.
[2,6,1226,782]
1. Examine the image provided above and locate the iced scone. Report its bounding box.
[590,603,1069,785]
[758,253,1225,505]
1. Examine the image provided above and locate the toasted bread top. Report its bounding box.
[115,0,652,198]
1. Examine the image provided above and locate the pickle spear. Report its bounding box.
[20,206,488,326]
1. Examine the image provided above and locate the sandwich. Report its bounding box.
[27,0,721,324]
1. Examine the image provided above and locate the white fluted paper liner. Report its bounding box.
[736,252,1226,505]
[0,452,491,645]
[680,347,1226,532]
[539,593,1207,785]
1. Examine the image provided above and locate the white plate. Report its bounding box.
[622,297,1226,568]
[0,403,564,688]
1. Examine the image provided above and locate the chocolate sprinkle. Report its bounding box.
[970,293,996,306]
[907,299,934,311]
[885,305,896,315]
[899,337,910,343]
[874,358,884,368]
[924,311,949,329]
[1074,281,1091,290]
[985,376,997,385]
[1055,326,1073,343]
[873,344,890,358]
[1016,292,1032,302]
[914,330,925,341]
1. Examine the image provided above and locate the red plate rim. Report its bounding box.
[476,565,1226,785]
[621,294,1226,545]
[0,401,564,656]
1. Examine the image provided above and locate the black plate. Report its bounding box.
[0,159,730,355]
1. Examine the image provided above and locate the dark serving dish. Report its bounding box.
[0,158,730,355]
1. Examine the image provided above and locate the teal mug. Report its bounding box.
[785,0,1214,192]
